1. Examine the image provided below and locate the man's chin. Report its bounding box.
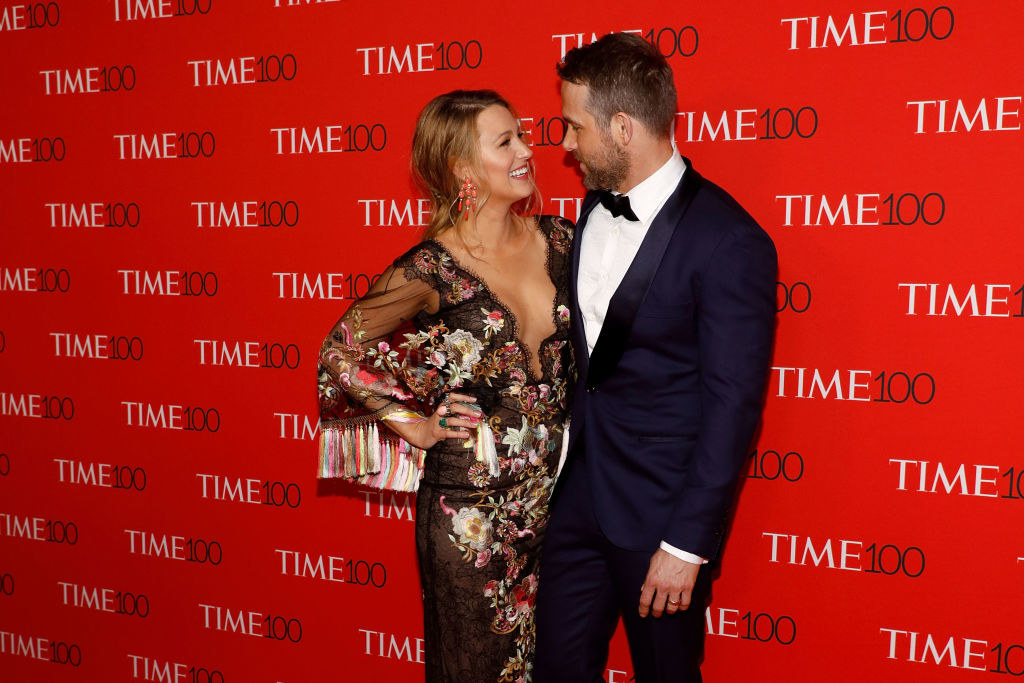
[576,162,599,190]
[580,172,604,191]
[579,162,623,191]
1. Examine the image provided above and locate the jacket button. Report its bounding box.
[586,386,597,394]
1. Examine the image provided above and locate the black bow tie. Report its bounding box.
[597,190,639,222]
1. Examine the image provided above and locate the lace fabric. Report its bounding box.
[317,215,575,681]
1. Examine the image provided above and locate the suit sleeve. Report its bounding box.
[661,222,777,560]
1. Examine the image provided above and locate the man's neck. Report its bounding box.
[617,140,675,195]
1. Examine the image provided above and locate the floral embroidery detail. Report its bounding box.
[453,277,478,302]
[411,247,482,303]
[372,340,397,365]
[468,461,491,488]
[556,304,570,324]
[443,363,472,389]
[472,353,503,386]
[549,218,573,255]
[412,248,439,273]
[492,341,529,385]
[441,425,560,681]
[400,364,441,398]
[511,573,538,619]
[504,379,567,427]
[438,329,485,389]
[482,308,505,339]
[501,416,536,456]
[452,507,493,550]
[499,657,527,683]
[544,340,568,379]
[443,329,484,371]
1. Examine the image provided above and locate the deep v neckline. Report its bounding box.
[430,219,560,383]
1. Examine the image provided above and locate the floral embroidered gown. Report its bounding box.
[317,215,574,683]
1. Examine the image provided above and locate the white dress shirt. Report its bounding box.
[577,152,707,566]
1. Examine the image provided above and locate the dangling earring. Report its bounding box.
[457,176,477,220]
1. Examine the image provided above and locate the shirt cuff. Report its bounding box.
[659,541,708,565]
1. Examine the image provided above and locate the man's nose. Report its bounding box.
[562,128,577,152]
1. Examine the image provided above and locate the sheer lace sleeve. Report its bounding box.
[317,258,441,491]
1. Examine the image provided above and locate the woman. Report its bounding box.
[317,90,574,682]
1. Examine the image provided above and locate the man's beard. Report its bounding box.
[578,132,630,191]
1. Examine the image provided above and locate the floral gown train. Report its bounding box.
[317,215,574,683]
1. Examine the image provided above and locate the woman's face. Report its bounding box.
[470,104,534,205]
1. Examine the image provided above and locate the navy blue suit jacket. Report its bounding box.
[566,158,777,561]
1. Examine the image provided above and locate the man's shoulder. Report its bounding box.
[690,173,754,222]
[683,172,771,247]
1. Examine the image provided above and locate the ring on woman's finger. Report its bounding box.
[438,416,449,428]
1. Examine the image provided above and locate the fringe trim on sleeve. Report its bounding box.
[318,420,427,492]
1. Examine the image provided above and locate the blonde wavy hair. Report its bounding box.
[411,89,540,241]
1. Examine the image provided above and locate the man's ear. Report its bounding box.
[611,112,634,146]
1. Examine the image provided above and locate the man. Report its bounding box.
[534,33,777,682]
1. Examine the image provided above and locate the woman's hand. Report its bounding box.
[401,393,483,450]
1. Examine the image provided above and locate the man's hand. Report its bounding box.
[638,548,701,618]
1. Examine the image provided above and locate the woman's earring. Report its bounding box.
[457,176,477,220]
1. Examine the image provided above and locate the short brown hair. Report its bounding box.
[411,89,537,239]
[557,33,677,138]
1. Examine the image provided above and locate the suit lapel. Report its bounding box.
[585,165,703,391]
[570,191,602,382]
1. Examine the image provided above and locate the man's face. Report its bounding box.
[559,80,629,191]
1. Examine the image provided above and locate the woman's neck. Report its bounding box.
[454,200,527,257]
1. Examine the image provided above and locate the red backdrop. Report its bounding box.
[2,1,1023,681]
